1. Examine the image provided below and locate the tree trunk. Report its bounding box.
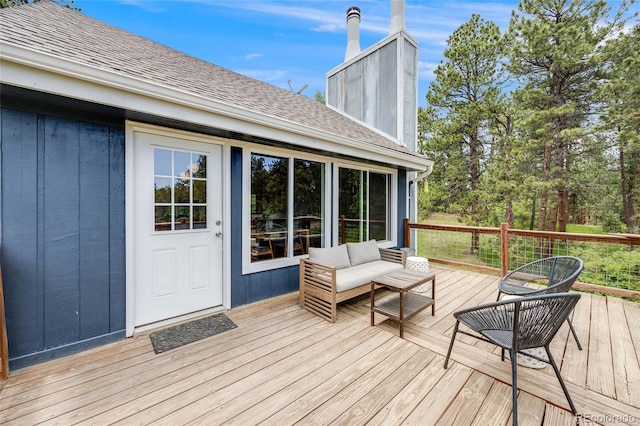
[529,196,536,230]
[620,143,636,231]
[470,129,480,253]
[538,144,552,231]
[505,198,514,228]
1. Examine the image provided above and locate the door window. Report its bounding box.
[154,148,207,231]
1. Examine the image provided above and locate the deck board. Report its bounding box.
[608,296,640,407]
[1,266,639,425]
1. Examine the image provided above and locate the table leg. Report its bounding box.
[432,277,436,316]
[399,291,404,338]
[370,282,375,326]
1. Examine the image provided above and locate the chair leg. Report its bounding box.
[566,317,582,350]
[545,346,578,415]
[510,349,518,426]
[496,290,502,301]
[444,321,460,369]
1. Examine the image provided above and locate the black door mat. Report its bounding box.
[149,313,237,354]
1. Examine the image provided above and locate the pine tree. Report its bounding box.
[419,14,504,219]
[506,0,631,232]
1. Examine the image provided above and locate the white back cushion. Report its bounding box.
[308,244,351,269]
[346,240,381,266]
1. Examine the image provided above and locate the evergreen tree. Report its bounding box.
[599,22,640,231]
[506,0,630,232]
[419,14,504,247]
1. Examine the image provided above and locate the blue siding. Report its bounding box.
[397,169,407,246]
[229,146,299,308]
[0,108,126,368]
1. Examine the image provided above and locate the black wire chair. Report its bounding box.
[497,256,584,350]
[444,293,581,425]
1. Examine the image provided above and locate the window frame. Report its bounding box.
[242,147,332,274]
[333,161,397,248]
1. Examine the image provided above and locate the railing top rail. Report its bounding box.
[407,222,640,244]
[408,223,501,234]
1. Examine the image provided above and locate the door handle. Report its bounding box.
[215,232,223,237]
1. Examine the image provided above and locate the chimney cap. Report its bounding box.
[346,6,361,21]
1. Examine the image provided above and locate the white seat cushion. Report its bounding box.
[335,260,403,293]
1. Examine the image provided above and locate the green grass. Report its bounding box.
[566,224,606,234]
[422,213,465,226]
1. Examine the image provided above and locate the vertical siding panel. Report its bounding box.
[378,41,398,137]
[249,272,271,302]
[0,109,43,357]
[397,169,407,246]
[2,106,126,366]
[109,127,126,332]
[43,116,81,348]
[270,267,289,296]
[79,124,110,339]
[287,266,299,294]
[230,146,248,307]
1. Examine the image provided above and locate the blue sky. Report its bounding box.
[78,0,634,108]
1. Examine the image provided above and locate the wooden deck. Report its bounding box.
[1,266,639,425]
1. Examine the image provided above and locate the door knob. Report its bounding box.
[215,231,223,237]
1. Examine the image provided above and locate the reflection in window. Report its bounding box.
[294,159,325,252]
[339,168,389,243]
[251,154,288,261]
[154,148,207,231]
[250,154,325,263]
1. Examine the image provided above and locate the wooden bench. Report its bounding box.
[299,242,405,322]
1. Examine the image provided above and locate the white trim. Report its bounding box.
[1,42,428,171]
[124,121,231,337]
[331,161,398,249]
[242,146,332,275]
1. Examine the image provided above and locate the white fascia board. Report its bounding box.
[0,42,428,171]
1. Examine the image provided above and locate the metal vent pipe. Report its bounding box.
[344,6,361,61]
[390,0,405,34]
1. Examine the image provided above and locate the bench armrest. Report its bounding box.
[379,247,405,265]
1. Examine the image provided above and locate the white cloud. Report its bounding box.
[418,61,439,80]
[245,53,263,60]
[239,69,287,82]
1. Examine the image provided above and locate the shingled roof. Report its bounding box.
[0,0,425,164]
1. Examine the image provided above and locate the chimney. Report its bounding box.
[344,6,361,61]
[389,0,405,34]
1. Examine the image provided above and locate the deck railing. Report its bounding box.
[404,219,640,300]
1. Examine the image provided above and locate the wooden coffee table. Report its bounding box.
[370,269,436,338]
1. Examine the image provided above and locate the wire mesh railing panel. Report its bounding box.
[416,229,501,268]
[506,236,639,291]
[409,223,640,294]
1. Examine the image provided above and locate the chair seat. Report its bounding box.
[498,280,539,295]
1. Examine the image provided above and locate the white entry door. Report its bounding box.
[133,131,223,327]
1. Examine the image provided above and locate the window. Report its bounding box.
[338,167,390,243]
[294,159,326,251]
[250,154,326,263]
[154,148,207,231]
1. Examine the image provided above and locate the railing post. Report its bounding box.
[404,218,410,248]
[340,215,346,244]
[500,223,509,276]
